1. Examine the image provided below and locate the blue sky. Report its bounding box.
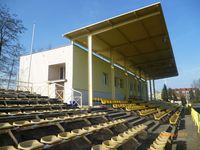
[1,0,200,90]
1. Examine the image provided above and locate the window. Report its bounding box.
[115,77,119,88]
[130,82,133,96]
[138,81,141,93]
[60,67,65,79]
[120,79,124,88]
[102,72,108,85]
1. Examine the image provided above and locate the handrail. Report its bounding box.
[191,107,200,133]
[0,79,83,107]
[65,88,82,107]
[0,79,33,92]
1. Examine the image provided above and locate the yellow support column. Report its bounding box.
[110,51,115,100]
[124,59,129,100]
[88,35,93,106]
[149,80,152,101]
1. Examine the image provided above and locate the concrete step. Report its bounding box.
[106,109,121,114]
[143,120,155,127]
[107,111,127,118]
[147,121,160,133]
[113,114,131,120]
[129,117,146,127]
[125,116,140,122]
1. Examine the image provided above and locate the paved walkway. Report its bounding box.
[172,110,200,150]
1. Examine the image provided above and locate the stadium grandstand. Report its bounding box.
[0,2,200,150]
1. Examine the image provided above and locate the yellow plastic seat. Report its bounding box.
[119,119,126,123]
[8,111,23,115]
[0,146,17,150]
[111,136,124,144]
[71,129,86,136]
[0,112,7,116]
[159,132,170,138]
[71,114,82,119]
[80,107,88,111]
[86,113,93,117]
[157,136,169,142]
[7,104,18,107]
[30,119,48,125]
[152,142,165,149]
[169,112,180,125]
[13,120,33,127]
[0,122,13,130]
[45,117,60,122]
[35,110,46,113]
[58,132,76,140]
[91,145,110,150]
[155,139,168,145]
[102,140,118,149]
[90,125,101,131]
[23,111,37,114]
[31,104,40,107]
[18,140,44,150]
[107,121,115,127]
[40,135,61,145]
[19,104,30,107]
[50,109,60,113]
[149,144,157,150]
[118,132,129,141]
[96,124,104,129]
[79,114,87,117]
[57,115,70,120]
[82,126,93,133]
[101,122,109,127]
[91,112,98,116]
[128,128,137,133]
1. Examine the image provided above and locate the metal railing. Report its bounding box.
[0,79,83,106]
[0,79,33,92]
[191,107,200,133]
[65,88,82,107]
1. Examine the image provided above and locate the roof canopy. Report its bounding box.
[64,2,178,80]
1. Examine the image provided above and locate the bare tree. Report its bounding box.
[0,6,26,88]
[191,78,200,88]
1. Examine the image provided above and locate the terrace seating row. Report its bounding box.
[138,108,157,117]
[153,110,172,121]
[93,98,129,104]
[169,111,181,125]
[125,105,147,111]
[0,119,126,150]
[91,124,147,150]
[0,108,89,118]
[112,103,136,109]
[0,112,106,131]
[0,88,51,101]
[0,103,64,108]
[149,131,171,150]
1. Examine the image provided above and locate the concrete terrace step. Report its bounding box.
[106,109,121,114]
[112,114,131,120]
[143,120,155,127]
[107,111,127,118]
[125,116,140,122]
[129,117,146,127]
[147,121,160,133]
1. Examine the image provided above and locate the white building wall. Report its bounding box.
[19,45,73,102]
